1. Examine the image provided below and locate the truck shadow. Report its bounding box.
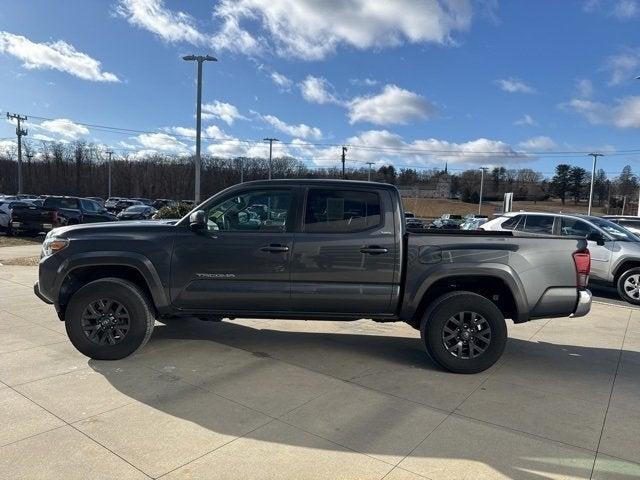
[87,319,640,479]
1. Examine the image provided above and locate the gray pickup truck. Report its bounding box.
[34,180,592,373]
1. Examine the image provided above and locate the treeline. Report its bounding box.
[0,142,638,209]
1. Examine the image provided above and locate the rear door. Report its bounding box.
[79,199,105,223]
[289,187,397,315]
[170,186,296,312]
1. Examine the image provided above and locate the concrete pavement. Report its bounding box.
[0,264,639,479]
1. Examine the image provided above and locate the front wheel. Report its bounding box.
[617,268,640,306]
[420,291,507,374]
[65,278,155,360]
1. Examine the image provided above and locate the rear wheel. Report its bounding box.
[420,291,507,374]
[65,278,155,360]
[617,268,640,306]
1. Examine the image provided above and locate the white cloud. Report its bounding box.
[201,101,245,125]
[348,84,436,125]
[562,95,640,128]
[518,136,558,151]
[136,132,189,153]
[514,114,537,126]
[576,78,594,98]
[613,0,639,18]
[115,0,205,44]
[496,77,535,94]
[0,139,16,155]
[605,48,640,85]
[32,134,55,142]
[261,114,322,139]
[0,31,119,82]
[211,0,472,60]
[204,125,232,140]
[270,71,293,90]
[300,75,340,105]
[169,126,196,137]
[37,118,89,139]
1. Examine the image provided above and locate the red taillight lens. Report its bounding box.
[573,250,591,288]
[52,210,58,225]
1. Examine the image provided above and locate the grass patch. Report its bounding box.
[0,235,44,248]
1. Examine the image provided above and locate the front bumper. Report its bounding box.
[570,289,592,318]
[33,281,53,305]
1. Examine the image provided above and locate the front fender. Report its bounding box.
[54,251,169,309]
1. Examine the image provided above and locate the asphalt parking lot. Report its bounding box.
[1,264,639,480]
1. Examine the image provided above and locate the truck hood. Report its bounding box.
[49,220,177,238]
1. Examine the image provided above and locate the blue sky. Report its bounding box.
[1,0,639,177]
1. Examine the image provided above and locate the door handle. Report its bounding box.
[260,244,290,253]
[360,246,389,255]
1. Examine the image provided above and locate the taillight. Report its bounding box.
[573,249,590,288]
[52,210,58,225]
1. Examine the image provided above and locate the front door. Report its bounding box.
[290,187,398,315]
[170,187,295,313]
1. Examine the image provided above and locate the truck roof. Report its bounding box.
[236,179,398,191]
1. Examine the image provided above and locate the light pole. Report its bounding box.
[478,167,488,215]
[587,152,603,216]
[106,150,113,198]
[637,76,640,215]
[184,54,217,203]
[366,161,374,181]
[263,138,279,180]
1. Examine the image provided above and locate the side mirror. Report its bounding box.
[189,210,207,231]
[587,232,606,246]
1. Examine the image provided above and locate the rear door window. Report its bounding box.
[521,215,554,234]
[304,189,381,233]
[501,215,523,230]
[44,197,78,209]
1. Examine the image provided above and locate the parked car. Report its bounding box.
[113,199,142,214]
[180,200,196,207]
[405,217,427,230]
[105,197,124,212]
[602,215,640,236]
[430,214,464,229]
[482,211,640,305]
[34,180,591,374]
[9,196,116,235]
[461,217,488,230]
[117,205,157,220]
[0,200,35,233]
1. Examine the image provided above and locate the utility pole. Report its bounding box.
[366,161,374,181]
[183,54,217,203]
[587,153,603,216]
[478,167,488,215]
[637,187,640,216]
[106,150,114,198]
[263,138,279,180]
[341,146,347,180]
[7,113,27,194]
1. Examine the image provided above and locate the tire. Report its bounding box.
[420,291,507,374]
[617,268,640,306]
[65,278,155,360]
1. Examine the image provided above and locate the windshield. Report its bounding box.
[590,217,640,242]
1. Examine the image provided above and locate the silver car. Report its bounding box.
[482,212,640,305]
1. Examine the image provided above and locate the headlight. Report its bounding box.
[42,237,69,257]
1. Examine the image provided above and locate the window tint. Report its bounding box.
[204,189,290,233]
[44,197,78,209]
[521,215,554,234]
[501,215,522,230]
[304,189,381,233]
[560,218,594,237]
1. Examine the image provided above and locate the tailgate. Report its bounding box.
[11,205,55,222]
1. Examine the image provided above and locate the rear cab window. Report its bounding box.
[304,189,381,233]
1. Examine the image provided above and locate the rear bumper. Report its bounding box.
[530,287,592,319]
[11,220,54,232]
[570,289,592,318]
